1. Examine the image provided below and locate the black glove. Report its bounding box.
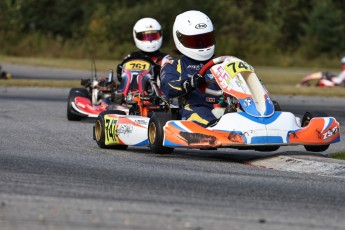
[182,73,205,93]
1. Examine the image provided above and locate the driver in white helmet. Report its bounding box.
[116,17,171,84]
[96,18,171,105]
[331,56,345,85]
[160,10,222,127]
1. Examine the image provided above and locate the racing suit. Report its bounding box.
[160,56,222,127]
[95,51,172,106]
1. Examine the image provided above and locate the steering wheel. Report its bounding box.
[199,56,229,76]
[197,56,230,95]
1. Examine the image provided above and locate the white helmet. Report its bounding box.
[173,10,215,61]
[133,18,162,53]
[341,56,345,64]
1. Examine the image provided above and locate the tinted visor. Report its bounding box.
[176,31,215,49]
[135,30,161,41]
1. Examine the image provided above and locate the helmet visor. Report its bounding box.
[176,31,215,49]
[135,30,162,42]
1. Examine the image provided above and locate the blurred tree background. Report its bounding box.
[1,0,344,67]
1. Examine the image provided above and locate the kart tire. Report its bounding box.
[148,112,174,154]
[273,100,281,111]
[67,88,89,121]
[255,146,280,152]
[301,111,330,152]
[94,110,128,150]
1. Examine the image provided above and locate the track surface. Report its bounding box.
[1,86,345,230]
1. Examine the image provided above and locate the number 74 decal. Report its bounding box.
[225,61,254,78]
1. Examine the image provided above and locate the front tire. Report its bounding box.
[67,88,89,121]
[255,146,280,152]
[301,111,330,152]
[148,113,174,154]
[94,110,128,150]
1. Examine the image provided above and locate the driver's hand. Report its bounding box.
[191,73,205,88]
[182,73,205,93]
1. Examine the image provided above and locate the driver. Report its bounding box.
[160,10,222,127]
[116,17,172,87]
[330,56,345,85]
[97,18,171,104]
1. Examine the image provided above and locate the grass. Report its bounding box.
[0,55,120,72]
[0,79,81,88]
[330,151,345,160]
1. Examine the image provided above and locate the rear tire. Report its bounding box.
[301,111,330,152]
[94,110,128,150]
[67,88,89,121]
[148,113,174,154]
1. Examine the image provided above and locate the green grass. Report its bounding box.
[0,79,81,88]
[330,151,345,160]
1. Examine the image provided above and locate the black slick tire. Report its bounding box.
[148,112,174,154]
[67,88,89,121]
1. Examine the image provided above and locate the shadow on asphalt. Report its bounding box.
[126,147,327,164]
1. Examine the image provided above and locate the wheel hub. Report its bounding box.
[95,120,102,141]
[149,123,156,144]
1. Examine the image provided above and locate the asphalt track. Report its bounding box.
[1,65,345,229]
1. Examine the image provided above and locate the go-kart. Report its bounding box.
[299,71,344,87]
[94,56,340,153]
[67,58,168,121]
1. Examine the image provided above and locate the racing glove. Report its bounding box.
[181,73,206,93]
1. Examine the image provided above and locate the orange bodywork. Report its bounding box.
[164,121,244,148]
[289,117,340,145]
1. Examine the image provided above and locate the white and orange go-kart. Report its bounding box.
[94,56,340,153]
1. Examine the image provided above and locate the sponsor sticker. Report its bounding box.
[117,124,133,135]
[206,97,216,103]
[323,126,339,140]
[242,98,252,107]
[195,23,207,29]
[135,119,149,126]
